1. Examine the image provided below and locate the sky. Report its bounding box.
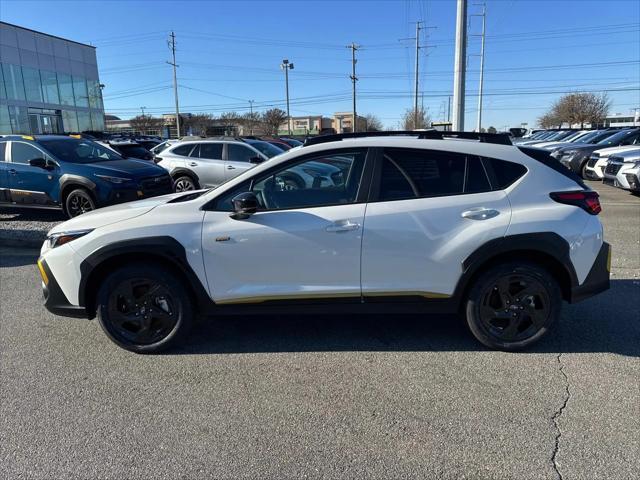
[2,0,639,130]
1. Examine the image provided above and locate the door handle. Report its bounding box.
[461,208,500,220]
[189,162,198,167]
[227,165,236,170]
[8,169,17,175]
[325,221,360,233]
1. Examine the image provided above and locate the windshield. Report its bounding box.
[282,138,303,147]
[571,131,599,143]
[596,129,637,146]
[39,138,123,163]
[115,144,152,159]
[152,141,172,154]
[245,140,284,158]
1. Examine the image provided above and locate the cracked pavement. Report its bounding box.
[1,182,639,479]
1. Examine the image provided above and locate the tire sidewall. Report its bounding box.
[96,264,193,353]
[174,175,198,192]
[465,262,562,351]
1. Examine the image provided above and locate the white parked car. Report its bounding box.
[602,149,640,191]
[584,144,640,180]
[37,131,610,353]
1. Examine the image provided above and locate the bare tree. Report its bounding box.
[181,114,214,136]
[242,111,263,135]
[364,114,384,131]
[541,92,610,128]
[129,115,163,135]
[401,107,431,130]
[262,108,288,136]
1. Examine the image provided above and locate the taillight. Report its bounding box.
[549,190,601,215]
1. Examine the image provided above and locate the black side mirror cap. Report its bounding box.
[230,191,259,220]
[249,156,264,164]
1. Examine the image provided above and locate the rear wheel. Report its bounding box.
[580,161,589,179]
[465,262,561,350]
[64,188,95,218]
[174,175,198,192]
[96,264,193,353]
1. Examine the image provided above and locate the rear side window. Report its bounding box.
[516,147,584,188]
[486,158,528,189]
[378,148,491,201]
[198,143,223,159]
[171,144,195,157]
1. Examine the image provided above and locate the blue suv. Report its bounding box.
[0,135,173,218]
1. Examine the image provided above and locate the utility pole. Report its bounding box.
[347,43,359,132]
[472,3,486,132]
[414,22,422,129]
[280,59,294,135]
[249,100,255,135]
[452,0,467,131]
[167,31,180,138]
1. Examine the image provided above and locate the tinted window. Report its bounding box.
[198,143,223,159]
[11,142,43,164]
[171,144,195,157]
[215,150,366,211]
[379,149,480,201]
[517,147,583,188]
[228,144,255,163]
[0,142,6,162]
[115,145,151,159]
[245,140,284,158]
[465,158,492,193]
[596,129,639,146]
[487,157,528,189]
[38,138,121,163]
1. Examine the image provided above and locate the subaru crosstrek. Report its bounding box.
[0,135,173,217]
[37,131,611,353]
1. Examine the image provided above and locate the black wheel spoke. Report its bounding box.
[501,317,523,341]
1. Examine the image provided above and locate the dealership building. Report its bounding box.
[0,21,105,135]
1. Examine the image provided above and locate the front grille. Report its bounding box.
[140,175,173,196]
[605,163,622,175]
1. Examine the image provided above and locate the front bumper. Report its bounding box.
[570,242,611,303]
[38,258,88,318]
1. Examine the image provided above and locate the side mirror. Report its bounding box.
[249,156,264,164]
[230,192,259,220]
[28,157,48,169]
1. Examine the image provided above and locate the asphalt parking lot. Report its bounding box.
[1,181,638,480]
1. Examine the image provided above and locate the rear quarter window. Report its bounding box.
[517,147,586,188]
[486,157,528,189]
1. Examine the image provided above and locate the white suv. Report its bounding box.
[37,132,610,353]
[584,144,640,180]
[602,149,640,191]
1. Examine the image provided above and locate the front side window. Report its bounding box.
[11,142,43,164]
[228,143,256,163]
[215,149,367,211]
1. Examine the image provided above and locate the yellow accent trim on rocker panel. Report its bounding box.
[215,290,451,305]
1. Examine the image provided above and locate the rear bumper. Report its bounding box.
[38,258,88,318]
[569,242,611,303]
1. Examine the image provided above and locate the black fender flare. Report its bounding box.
[78,236,212,318]
[59,174,97,198]
[453,232,579,302]
[171,168,200,183]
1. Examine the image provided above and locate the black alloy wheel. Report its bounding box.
[65,188,95,218]
[466,263,561,350]
[97,265,193,353]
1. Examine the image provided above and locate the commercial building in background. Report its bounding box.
[604,111,640,127]
[279,115,333,136]
[0,21,105,135]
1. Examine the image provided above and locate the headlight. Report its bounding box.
[561,150,577,156]
[47,229,94,248]
[94,174,132,184]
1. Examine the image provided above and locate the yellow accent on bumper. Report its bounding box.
[37,259,49,285]
[607,246,612,272]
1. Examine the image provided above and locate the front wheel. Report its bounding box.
[174,175,198,192]
[465,262,561,350]
[65,188,95,218]
[96,264,193,353]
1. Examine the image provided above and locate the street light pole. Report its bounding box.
[348,43,359,133]
[452,0,467,131]
[476,3,486,133]
[168,31,180,138]
[280,59,294,136]
[414,22,421,129]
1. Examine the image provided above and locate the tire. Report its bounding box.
[173,175,198,192]
[64,188,95,218]
[96,264,194,353]
[465,262,561,351]
[580,161,589,179]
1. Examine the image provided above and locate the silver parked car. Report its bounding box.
[156,138,284,191]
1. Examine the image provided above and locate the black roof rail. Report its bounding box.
[303,130,512,147]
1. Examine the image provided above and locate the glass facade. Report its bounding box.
[0,23,105,135]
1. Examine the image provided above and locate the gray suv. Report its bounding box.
[156,138,283,191]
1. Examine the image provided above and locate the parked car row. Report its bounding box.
[515,127,640,194]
